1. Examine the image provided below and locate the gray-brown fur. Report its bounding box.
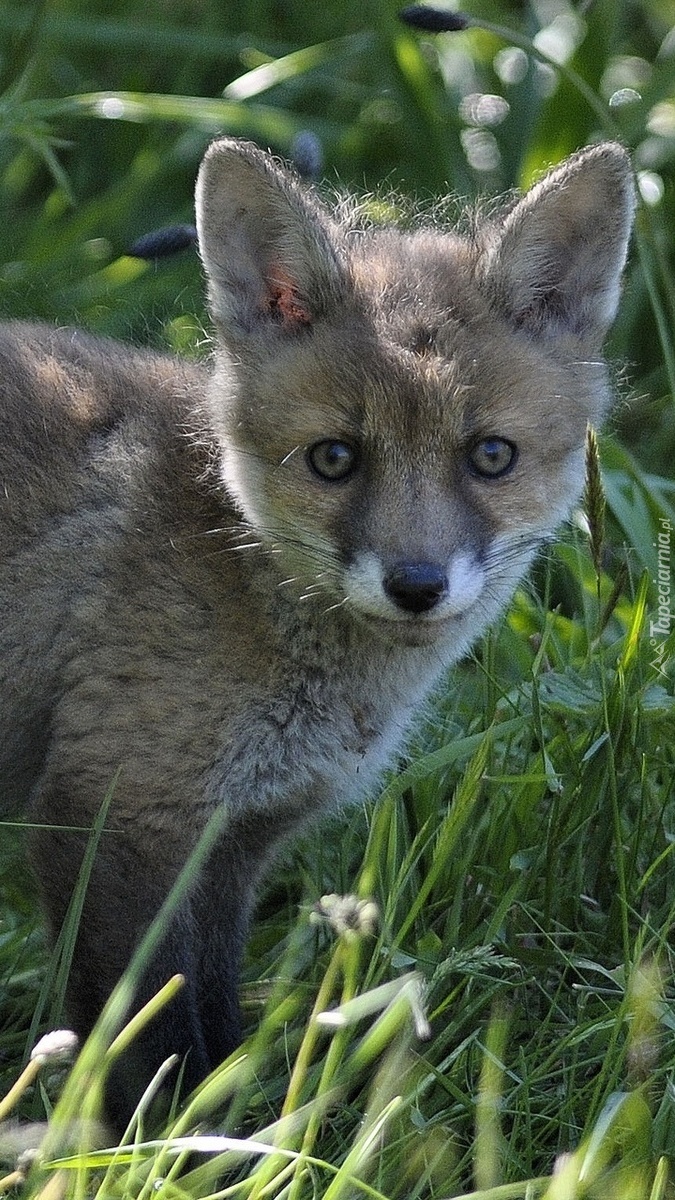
[0,139,635,1128]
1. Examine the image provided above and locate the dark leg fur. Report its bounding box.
[31,818,258,1134]
[193,847,259,1069]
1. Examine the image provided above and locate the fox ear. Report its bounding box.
[195,138,343,340]
[485,142,636,348]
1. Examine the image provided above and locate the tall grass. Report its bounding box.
[0,0,674,1196]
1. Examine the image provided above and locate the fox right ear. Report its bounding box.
[483,142,636,350]
[195,138,344,341]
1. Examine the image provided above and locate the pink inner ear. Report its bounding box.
[265,264,312,329]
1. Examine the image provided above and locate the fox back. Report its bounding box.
[0,139,634,1128]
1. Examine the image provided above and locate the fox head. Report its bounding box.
[195,139,634,655]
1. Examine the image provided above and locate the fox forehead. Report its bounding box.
[349,226,483,331]
[231,320,467,460]
[232,275,588,472]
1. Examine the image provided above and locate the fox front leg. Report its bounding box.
[29,818,232,1131]
[191,831,270,1070]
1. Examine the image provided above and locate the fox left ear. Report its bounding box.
[484,142,636,348]
[195,138,344,344]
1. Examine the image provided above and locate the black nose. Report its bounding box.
[383,561,448,614]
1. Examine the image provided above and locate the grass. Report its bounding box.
[1,0,674,1196]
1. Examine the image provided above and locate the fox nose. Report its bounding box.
[383,561,449,614]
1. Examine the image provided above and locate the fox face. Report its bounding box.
[197,139,634,656]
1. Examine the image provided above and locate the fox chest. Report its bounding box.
[208,657,427,833]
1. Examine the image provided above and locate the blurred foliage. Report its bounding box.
[0,0,673,400]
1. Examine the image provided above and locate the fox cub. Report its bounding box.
[0,139,634,1126]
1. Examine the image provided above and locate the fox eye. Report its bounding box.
[307,439,358,482]
[468,436,517,479]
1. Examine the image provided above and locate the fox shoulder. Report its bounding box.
[0,322,208,559]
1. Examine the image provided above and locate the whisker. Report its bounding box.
[322,596,350,615]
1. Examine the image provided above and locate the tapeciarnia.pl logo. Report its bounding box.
[650,517,673,678]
